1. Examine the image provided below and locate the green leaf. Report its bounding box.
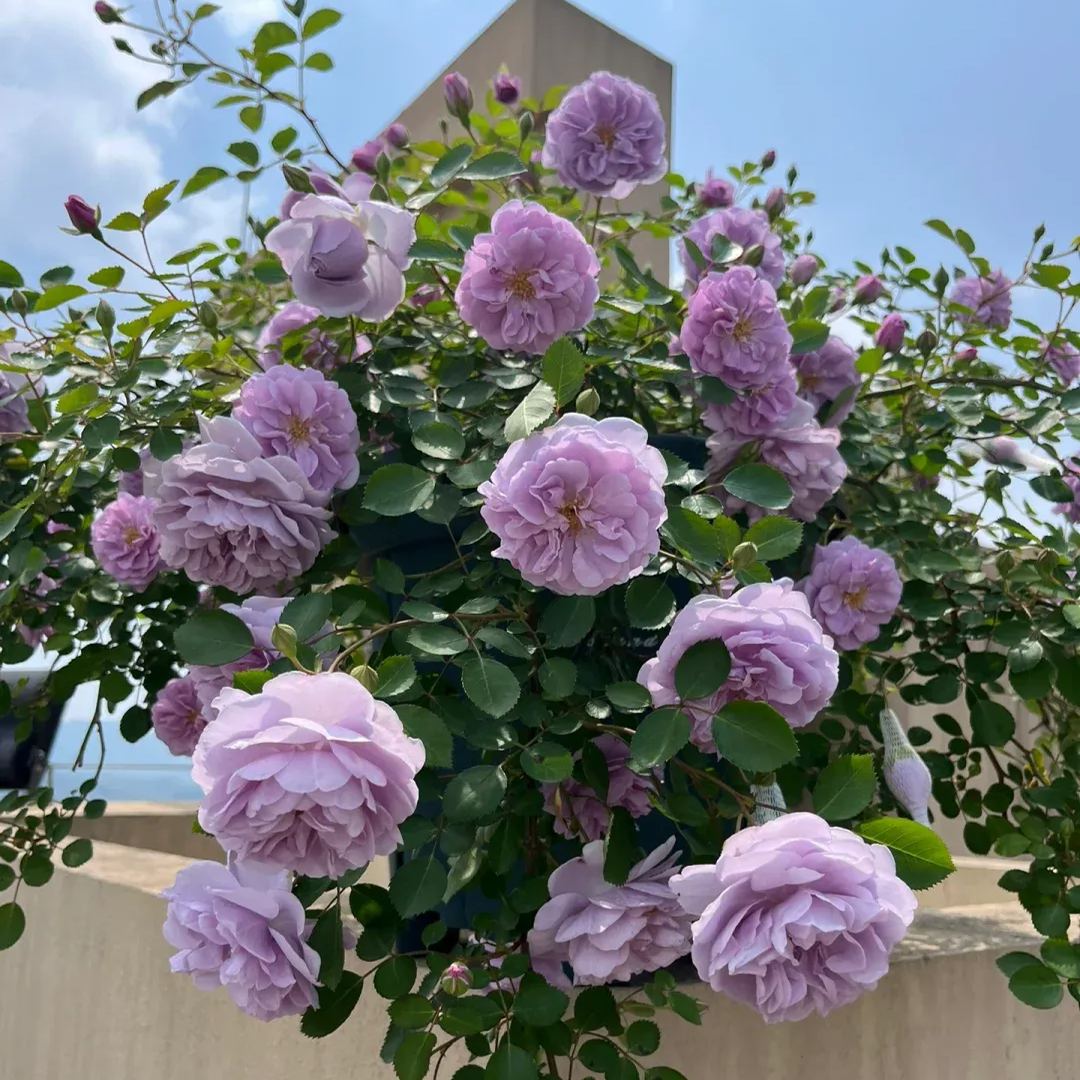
[1030,474,1074,503]
[61,839,93,868]
[1041,938,1080,979]
[856,818,955,890]
[504,381,556,442]
[662,506,721,564]
[389,994,435,1030]
[625,1020,660,1055]
[541,338,587,406]
[539,596,595,647]
[630,707,690,770]
[459,151,528,180]
[363,464,436,517]
[56,383,98,414]
[280,593,331,641]
[396,705,452,768]
[374,954,417,999]
[970,699,1015,747]
[174,610,254,665]
[721,464,793,510]
[788,318,830,356]
[513,971,569,1026]
[1031,263,1070,289]
[485,1043,538,1080]
[0,261,24,288]
[408,239,461,263]
[521,740,574,782]
[812,754,876,821]
[227,140,259,167]
[301,971,363,1038]
[389,857,448,918]
[87,265,124,288]
[182,166,229,197]
[254,20,297,52]
[603,807,641,885]
[606,681,652,712]
[35,285,87,312]
[625,577,676,629]
[430,144,472,187]
[0,902,26,951]
[20,852,53,887]
[305,52,334,71]
[302,8,343,38]
[1008,962,1063,1009]
[137,79,183,110]
[375,656,417,698]
[444,765,508,820]
[411,422,465,460]
[406,624,468,656]
[674,639,731,700]
[307,902,344,990]
[743,516,802,561]
[711,702,798,771]
[233,669,274,695]
[538,658,577,700]
[996,951,1042,978]
[460,658,519,717]
[394,1032,436,1080]
[0,507,24,543]
[105,211,142,231]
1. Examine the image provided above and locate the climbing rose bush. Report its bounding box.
[2,5,1080,1074]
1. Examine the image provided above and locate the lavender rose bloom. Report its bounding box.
[0,343,32,435]
[279,169,374,221]
[257,301,338,372]
[638,581,838,752]
[671,813,916,1023]
[528,838,691,988]
[698,170,734,209]
[680,208,784,290]
[455,200,599,355]
[233,366,360,494]
[793,336,859,423]
[90,493,163,591]
[493,71,522,104]
[194,671,424,877]
[265,193,414,320]
[950,269,1012,330]
[680,267,792,390]
[541,71,667,198]
[148,415,334,595]
[541,735,655,841]
[789,254,818,286]
[799,536,902,651]
[151,675,207,757]
[875,312,906,353]
[703,367,800,439]
[479,414,667,596]
[1043,337,1080,385]
[163,857,320,1021]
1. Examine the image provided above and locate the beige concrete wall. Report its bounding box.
[6,840,1078,1080]
[395,0,673,280]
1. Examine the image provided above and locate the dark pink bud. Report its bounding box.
[65,195,99,234]
[350,139,383,175]
[410,284,443,308]
[94,2,121,23]
[761,149,776,168]
[875,313,906,353]
[443,72,473,119]
[764,186,786,218]
[853,274,885,304]
[493,71,522,105]
[954,346,978,362]
[698,171,733,209]
[382,123,408,149]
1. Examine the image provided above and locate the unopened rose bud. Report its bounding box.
[383,123,409,149]
[518,110,534,142]
[9,291,27,315]
[351,139,383,175]
[916,329,938,357]
[95,299,115,337]
[198,302,218,331]
[750,781,785,826]
[65,195,99,235]
[698,172,734,209]
[441,961,471,997]
[575,387,600,416]
[731,541,758,569]
[443,72,473,122]
[410,284,442,309]
[875,313,906,353]
[853,274,885,305]
[880,707,932,826]
[761,149,776,169]
[741,243,764,268]
[953,346,977,362]
[493,71,521,105]
[764,187,786,218]
[789,254,818,286]
[94,1,121,23]
[349,664,379,693]
[270,623,298,661]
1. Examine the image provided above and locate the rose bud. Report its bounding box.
[65,195,99,235]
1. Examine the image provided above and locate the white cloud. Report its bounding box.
[216,0,280,34]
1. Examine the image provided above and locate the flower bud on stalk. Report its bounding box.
[65,195,100,235]
[440,961,471,997]
[880,707,933,826]
[443,72,473,125]
[750,780,785,825]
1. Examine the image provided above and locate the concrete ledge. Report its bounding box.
[6,841,1078,1079]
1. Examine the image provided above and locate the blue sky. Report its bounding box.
[3,0,1077,782]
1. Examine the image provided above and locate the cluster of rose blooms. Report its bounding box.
[30,60,1075,1030]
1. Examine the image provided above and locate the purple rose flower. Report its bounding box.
[1055,465,1080,523]
[799,536,901,651]
[151,675,206,757]
[411,284,443,309]
[1043,337,1080,385]
[493,71,522,105]
[541,735,655,841]
[0,345,32,435]
[265,193,414,320]
[455,200,599,355]
[698,170,734,209]
[680,208,784,290]
[702,367,801,439]
[792,336,859,423]
[680,267,792,390]
[789,254,818,286]
[148,415,334,595]
[527,838,691,988]
[256,301,341,372]
[279,169,374,221]
[162,857,320,1021]
[880,708,932,826]
[479,414,667,596]
[232,366,360,494]
[638,581,839,752]
[541,71,667,198]
[853,274,885,305]
[443,72,473,119]
[351,139,383,175]
[950,269,1012,330]
[383,122,409,149]
[65,194,99,234]
[194,671,424,877]
[90,493,163,591]
[670,813,917,1023]
[875,312,906,353]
